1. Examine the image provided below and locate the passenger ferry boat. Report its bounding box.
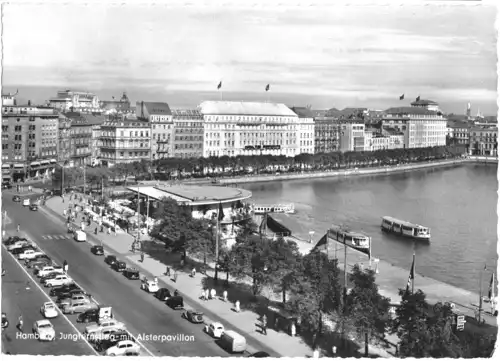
[253,203,295,215]
[328,225,371,253]
[381,216,431,240]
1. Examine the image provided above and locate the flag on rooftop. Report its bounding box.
[217,81,222,90]
[265,84,270,92]
[488,272,495,300]
[399,94,405,100]
[416,95,420,101]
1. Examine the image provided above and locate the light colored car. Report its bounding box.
[23,198,30,206]
[85,318,125,337]
[140,280,159,293]
[63,299,99,315]
[105,340,141,356]
[40,302,58,319]
[44,274,73,287]
[205,322,225,338]
[37,266,63,278]
[7,240,29,251]
[33,319,56,341]
[58,294,90,307]
[18,249,44,260]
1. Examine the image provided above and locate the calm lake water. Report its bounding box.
[244,163,498,294]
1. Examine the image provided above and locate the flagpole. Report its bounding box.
[412,253,415,294]
[214,202,220,282]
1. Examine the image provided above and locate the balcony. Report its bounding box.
[101,144,150,150]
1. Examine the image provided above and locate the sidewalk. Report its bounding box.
[42,194,394,357]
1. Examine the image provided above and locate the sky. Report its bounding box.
[2,0,498,115]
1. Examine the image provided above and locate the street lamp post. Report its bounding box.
[479,264,487,323]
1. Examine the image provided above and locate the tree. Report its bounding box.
[392,289,463,358]
[344,264,391,356]
[285,248,343,348]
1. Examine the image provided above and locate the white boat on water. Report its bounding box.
[253,203,295,215]
[328,225,371,252]
[381,216,431,240]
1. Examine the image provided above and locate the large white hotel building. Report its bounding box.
[198,101,314,157]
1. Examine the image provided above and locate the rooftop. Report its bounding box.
[289,106,315,119]
[385,107,441,116]
[199,101,298,117]
[102,119,150,128]
[171,109,203,117]
[447,121,471,129]
[127,184,252,205]
[139,102,172,115]
[410,99,438,106]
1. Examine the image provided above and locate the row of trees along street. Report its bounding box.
[149,198,495,358]
[51,145,467,191]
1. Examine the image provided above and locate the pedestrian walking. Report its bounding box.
[290,322,296,337]
[180,259,185,267]
[235,300,240,313]
[63,209,67,217]
[191,267,196,277]
[210,288,216,300]
[261,314,267,335]
[173,271,178,283]
[223,290,228,302]
[107,227,111,235]
[165,266,171,277]
[17,314,23,332]
[100,225,104,233]
[95,227,98,235]
[140,252,145,263]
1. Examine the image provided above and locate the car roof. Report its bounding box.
[211,322,223,327]
[36,319,53,326]
[44,302,55,307]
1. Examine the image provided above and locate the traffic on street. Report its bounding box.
[2,190,255,357]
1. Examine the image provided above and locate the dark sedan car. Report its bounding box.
[11,246,35,255]
[50,284,81,297]
[104,255,117,266]
[91,245,104,255]
[40,271,64,283]
[248,352,271,358]
[76,309,99,324]
[182,310,204,324]
[29,204,38,211]
[94,331,134,352]
[155,288,172,301]
[26,258,51,269]
[4,236,20,245]
[123,268,140,280]
[12,195,21,202]
[25,254,50,264]
[111,261,126,272]
[55,289,86,301]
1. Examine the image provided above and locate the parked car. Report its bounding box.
[40,302,58,319]
[44,274,73,288]
[85,318,125,338]
[166,296,184,310]
[63,299,99,315]
[55,289,86,301]
[57,294,90,307]
[111,261,126,272]
[11,245,36,255]
[182,310,204,323]
[76,309,100,324]
[94,331,134,352]
[105,340,141,356]
[4,236,20,245]
[205,322,225,338]
[49,284,81,297]
[12,195,21,202]
[2,182,12,189]
[40,271,65,284]
[155,288,172,301]
[91,245,104,255]
[32,319,56,341]
[248,352,271,358]
[123,268,140,280]
[37,265,63,278]
[29,204,38,211]
[140,279,159,293]
[23,198,30,206]
[25,254,50,265]
[7,240,29,251]
[104,255,117,266]
[26,258,51,269]
[18,249,44,260]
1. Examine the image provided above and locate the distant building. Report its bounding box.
[469,126,497,156]
[136,101,173,160]
[2,103,58,182]
[380,127,405,149]
[410,99,440,112]
[199,101,302,158]
[339,120,365,152]
[62,112,95,166]
[79,113,106,166]
[49,90,100,112]
[2,89,18,106]
[99,118,151,166]
[289,107,315,154]
[171,109,204,159]
[313,116,339,154]
[446,121,471,149]
[382,107,447,149]
[100,92,131,112]
[57,115,72,165]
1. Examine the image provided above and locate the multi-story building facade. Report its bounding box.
[99,119,151,166]
[410,99,440,112]
[447,121,471,148]
[339,121,365,152]
[313,116,339,154]
[171,109,204,159]
[2,103,58,182]
[63,112,94,166]
[199,101,302,157]
[469,126,498,156]
[136,102,173,161]
[2,90,18,106]
[77,114,106,166]
[289,107,315,154]
[57,115,72,165]
[49,90,100,112]
[382,107,447,149]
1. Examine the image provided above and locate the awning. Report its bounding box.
[40,160,50,165]
[13,164,24,168]
[30,162,40,166]
[2,164,10,169]
[50,159,57,163]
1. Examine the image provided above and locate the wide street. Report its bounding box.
[1,245,94,355]
[2,191,237,357]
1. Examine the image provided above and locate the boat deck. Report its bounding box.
[382,216,427,229]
